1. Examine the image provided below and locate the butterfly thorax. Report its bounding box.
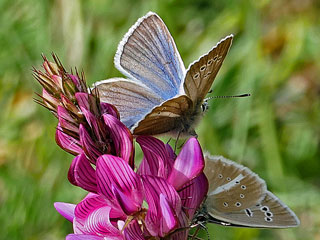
[191,203,210,227]
[192,202,234,227]
[174,101,205,137]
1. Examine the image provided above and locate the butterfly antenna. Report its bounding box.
[205,93,251,101]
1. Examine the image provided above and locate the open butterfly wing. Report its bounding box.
[207,191,300,228]
[184,35,233,103]
[132,95,193,136]
[115,12,186,101]
[94,78,163,129]
[204,155,267,212]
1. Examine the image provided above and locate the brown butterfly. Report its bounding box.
[94,12,233,137]
[194,154,300,228]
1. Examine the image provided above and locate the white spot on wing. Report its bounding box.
[209,174,245,196]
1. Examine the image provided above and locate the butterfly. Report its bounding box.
[193,154,300,228]
[94,12,233,137]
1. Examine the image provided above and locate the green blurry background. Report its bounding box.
[1,0,319,239]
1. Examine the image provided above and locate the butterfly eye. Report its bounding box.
[264,217,273,222]
[226,177,231,181]
[201,102,209,112]
[235,181,240,184]
[241,185,246,190]
[256,203,261,207]
[200,65,206,71]
[218,174,223,178]
[207,59,213,65]
[245,209,253,217]
[223,202,228,207]
[194,73,200,78]
[260,206,269,212]
[213,55,218,61]
[240,194,245,198]
[235,202,242,207]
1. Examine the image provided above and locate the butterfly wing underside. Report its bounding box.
[204,155,267,212]
[132,95,193,136]
[207,191,300,228]
[204,155,300,228]
[94,78,163,129]
[115,12,186,101]
[184,35,233,103]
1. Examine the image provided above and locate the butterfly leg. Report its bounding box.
[189,225,201,240]
[189,223,210,240]
[178,139,187,149]
[188,128,198,138]
[174,131,182,153]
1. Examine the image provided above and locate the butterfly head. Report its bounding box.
[201,100,209,112]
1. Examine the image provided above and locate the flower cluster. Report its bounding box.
[34,54,134,167]
[34,56,209,239]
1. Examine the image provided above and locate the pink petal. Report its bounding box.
[142,176,181,214]
[136,136,173,178]
[142,175,181,236]
[52,75,63,89]
[68,153,97,192]
[79,124,102,164]
[169,211,189,240]
[159,194,178,237]
[77,92,100,114]
[68,156,78,186]
[66,234,103,240]
[112,185,142,216]
[74,195,125,236]
[96,155,143,214]
[42,88,59,109]
[100,102,120,119]
[167,137,204,190]
[54,202,75,222]
[75,92,91,111]
[69,74,83,92]
[179,173,208,218]
[123,220,144,240]
[57,105,74,122]
[75,195,107,221]
[56,123,82,155]
[80,108,105,143]
[57,106,79,133]
[84,206,122,236]
[103,115,134,167]
[165,143,176,162]
[60,94,79,113]
[75,194,124,222]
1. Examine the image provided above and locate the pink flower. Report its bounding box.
[35,55,208,239]
[34,55,134,168]
[55,198,143,240]
[57,136,208,239]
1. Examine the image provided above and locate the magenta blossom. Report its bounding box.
[34,55,134,167]
[56,136,208,239]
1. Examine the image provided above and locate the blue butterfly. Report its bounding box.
[95,12,233,137]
